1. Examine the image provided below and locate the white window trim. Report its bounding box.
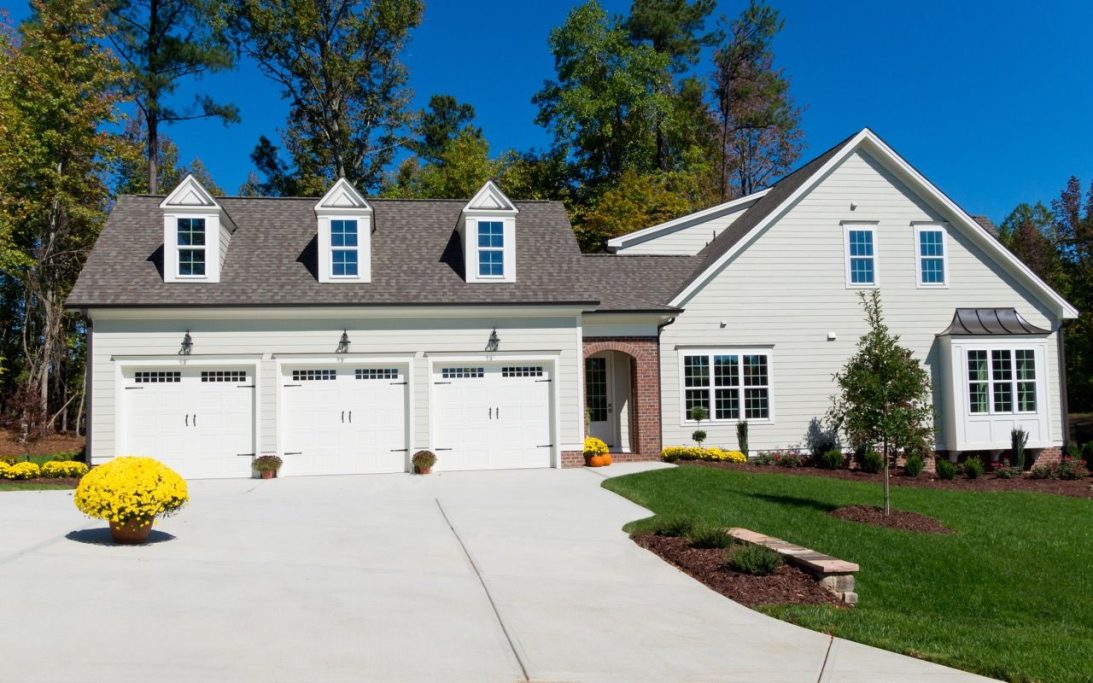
[843,222,878,288]
[476,219,505,279]
[677,348,775,425]
[329,218,361,279]
[176,216,208,279]
[967,347,1039,417]
[913,223,949,288]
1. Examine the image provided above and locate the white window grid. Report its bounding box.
[682,351,772,422]
[442,367,484,379]
[967,348,1037,415]
[356,368,399,380]
[502,366,544,378]
[914,225,947,287]
[201,370,247,383]
[134,371,181,383]
[293,369,337,381]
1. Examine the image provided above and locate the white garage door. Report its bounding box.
[122,367,256,479]
[433,363,553,470]
[281,365,409,475]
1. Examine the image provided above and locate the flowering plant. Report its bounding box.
[660,446,747,463]
[1,461,41,479]
[583,437,609,457]
[74,457,188,527]
[41,461,89,478]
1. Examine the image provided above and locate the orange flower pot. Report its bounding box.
[109,518,153,545]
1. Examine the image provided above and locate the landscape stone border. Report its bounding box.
[727,528,859,605]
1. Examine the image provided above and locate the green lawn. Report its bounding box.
[603,465,1093,683]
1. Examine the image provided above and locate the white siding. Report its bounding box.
[89,313,581,466]
[661,149,1065,452]
[615,204,751,255]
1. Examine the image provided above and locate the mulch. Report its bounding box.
[0,429,84,457]
[684,461,1093,499]
[830,504,950,534]
[633,533,842,609]
[0,477,80,489]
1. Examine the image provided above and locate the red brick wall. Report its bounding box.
[574,336,662,465]
[1035,447,1063,465]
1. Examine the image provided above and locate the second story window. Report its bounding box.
[845,226,876,286]
[177,217,206,277]
[916,226,947,286]
[331,219,359,277]
[478,221,504,277]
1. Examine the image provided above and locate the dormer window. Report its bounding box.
[315,178,372,284]
[461,181,518,284]
[330,219,359,277]
[160,175,232,284]
[477,221,505,277]
[177,218,206,277]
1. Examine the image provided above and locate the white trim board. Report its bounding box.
[668,128,1079,320]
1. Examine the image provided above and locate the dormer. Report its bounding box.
[315,178,372,283]
[160,175,233,283]
[459,181,518,283]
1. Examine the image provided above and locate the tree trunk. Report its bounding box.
[882,437,890,516]
[147,109,159,194]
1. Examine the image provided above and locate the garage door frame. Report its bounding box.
[273,353,415,472]
[113,354,262,471]
[426,351,561,469]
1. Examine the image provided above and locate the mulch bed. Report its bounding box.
[685,461,1093,499]
[0,477,80,489]
[830,504,950,534]
[0,428,84,457]
[633,533,842,609]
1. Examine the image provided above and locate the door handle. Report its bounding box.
[489,407,492,420]
[341,410,345,423]
[348,410,352,423]
[185,414,189,427]
[496,406,500,420]
[193,414,197,427]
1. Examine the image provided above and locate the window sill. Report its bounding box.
[682,419,773,426]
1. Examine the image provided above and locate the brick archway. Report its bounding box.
[576,336,661,464]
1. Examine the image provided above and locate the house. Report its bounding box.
[67,129,1077,478]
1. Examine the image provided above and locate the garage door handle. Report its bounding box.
[193,414,197,427]
[348,411,352,423]
[489,407,492,419]
[341,410,345,423]
[185,414,189,427]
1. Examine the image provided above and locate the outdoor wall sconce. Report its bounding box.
[486,328,500,352]
[337,330,351,354]
[180,330,193,356]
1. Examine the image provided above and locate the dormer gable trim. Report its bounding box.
[462,180,518,215]
[315,177,372,215]
[159,174,219,210]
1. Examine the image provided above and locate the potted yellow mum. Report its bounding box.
[583,436,610,467]
[74,457,188,544]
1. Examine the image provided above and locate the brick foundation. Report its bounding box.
[1034,447,1063,465]
[565,336,663,468]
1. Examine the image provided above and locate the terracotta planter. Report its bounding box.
[260,470,274,480]
[415,465,433,475]
[109,518,153,545]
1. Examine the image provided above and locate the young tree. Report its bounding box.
[105,0,238,193]
[0,0,124,435]
[225,0,423,193]
[711,0,803,200]
[828,291,932,515]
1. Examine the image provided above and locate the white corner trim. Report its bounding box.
[669,129,1079,320]
[606,189,769,250]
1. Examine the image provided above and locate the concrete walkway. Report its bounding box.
[0,463,993,682]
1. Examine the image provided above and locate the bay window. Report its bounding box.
[968,347,1037,415]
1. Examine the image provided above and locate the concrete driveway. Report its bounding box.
[0,463,992,682]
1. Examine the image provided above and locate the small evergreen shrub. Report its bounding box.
[688,525,733,549]
[963,456,985,479]
[1029,464,1053,479]
[994,465,1022,479]
[773,451,806,468]
[650,516,694,537]
[818,449,844,470]
[736,420,749,457]
[1055,458,1089,481]
[859,449,883,474]
[727,544,783,576]
[936,459,957,480]
[691,429,707,445]
[751,452,774,466]
[904,454,924,478]
[1010,428,1028,470]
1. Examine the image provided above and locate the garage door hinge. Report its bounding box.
[390,381,408,385]
[283,384,302,388]
[237,384,256,388]
[435,448,453,451]
[535,379,553,383]
[283,451,303,456]
[433,381,451,385]
[389,448,409,452]
[124,386,144,390]
[236,452,256,457]
[537,444,554,448]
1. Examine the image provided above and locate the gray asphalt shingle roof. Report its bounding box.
[67,195,598,308]
[580,255,694,312]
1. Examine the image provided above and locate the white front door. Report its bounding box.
[281,365,408,475]
[585,355,614,446]
[433,362,553,470]
[122,367,255,479]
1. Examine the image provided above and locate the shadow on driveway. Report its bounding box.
[65,528,177,546]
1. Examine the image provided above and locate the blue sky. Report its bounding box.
[3,0,1093,223]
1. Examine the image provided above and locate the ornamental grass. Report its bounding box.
[74,457,188,527]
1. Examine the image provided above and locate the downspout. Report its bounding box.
[1057,322,1070,453]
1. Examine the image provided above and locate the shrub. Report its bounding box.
[936,459,957,480]
[859,449,883,474]
[994,465,1022,479]
[727,544,783,576]
[3,461,41,480]
[688,525,733,549]
[751,451,774,466]
[253,455,282,473]
[808,430,839,458]
[74,457,187,525]
[773,451,806,468]
[691,429,707,445]
[411,450,437,470]
[737,420,749,457]
[0,454,19,465]
[904,454,924,478]
[1010,428,1028,470]
[660,446,746,464]
[817,449,844,470]
[40,461,89,478]
[583,437,608,457]
[963,456,985,479]
[1029,463,1054,479]
[1055,458,1089,481]
[650,516,694,537]
[688,405,709,423]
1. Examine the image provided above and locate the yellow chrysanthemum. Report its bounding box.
[74,457,188,524]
